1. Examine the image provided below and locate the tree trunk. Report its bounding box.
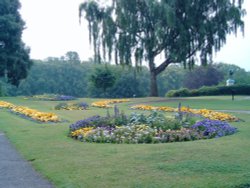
[150,70,158,97]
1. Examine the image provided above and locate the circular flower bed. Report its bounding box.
[69,110,238,144]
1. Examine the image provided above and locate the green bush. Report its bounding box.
[166,88,191,97]
[166,84,250,97]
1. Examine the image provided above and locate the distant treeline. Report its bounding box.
[1,59,250,98]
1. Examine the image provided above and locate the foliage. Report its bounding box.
[15,60,151,98]
[16,60,93,97]
[0,0,32,86]
[183,65,224,89]
[147,111,182,131]
[109,69,149,98]
[130,111,182,131]
[80,0,245,96]
[166,84,250,97]
[90,66,116,94]
[88,65,150,98]
[7,59,250,98]
[214,63,250,85]
[64,51,81,64]
[157,65,185,96]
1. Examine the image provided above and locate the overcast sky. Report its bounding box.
[20,0,250,71]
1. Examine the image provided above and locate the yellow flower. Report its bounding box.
[91,99,130,108]
[1,100,60,122]
[0,101,15,109]
[131,104,238,122]
[71,127,94,137]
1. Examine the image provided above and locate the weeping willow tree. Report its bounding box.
[79,0,245,96]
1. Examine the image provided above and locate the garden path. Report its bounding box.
[0,132,54,188]
[217,110,250,114]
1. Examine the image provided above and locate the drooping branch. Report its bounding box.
[79,0,245,96]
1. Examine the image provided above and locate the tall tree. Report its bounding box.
[0,0,32,86]
[79,0,245,96]
[90,66,116,96]
[65,51,81,64]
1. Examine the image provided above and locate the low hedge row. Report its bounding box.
[166,85,250,97]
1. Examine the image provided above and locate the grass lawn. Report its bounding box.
[0,96,250,188]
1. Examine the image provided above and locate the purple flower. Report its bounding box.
[69,115,101,131]
[77,102,89,109]
[192,119,237,138]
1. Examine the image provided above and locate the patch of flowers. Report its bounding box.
[69,110,237,144]
[55,102,89,110]
[191,119,237,138]
[131,104,175,112]
[91,99,130,108]
[26,94,76,101]
[0,100,59,123]
[0,101,15,109]
[131,105,238,122]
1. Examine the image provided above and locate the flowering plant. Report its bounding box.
[55,102,89,110]
[191,119,237,138]
[91,99,130,108]
[69,110,238,144]
[0,100,59,122]
[0,101,15,109]
[131,104,238,122]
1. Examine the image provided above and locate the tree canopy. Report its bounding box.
[79,0,245,96]
[65,51,81,64]
[0,0,32,86]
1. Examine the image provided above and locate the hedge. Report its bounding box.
[166,85,250,97]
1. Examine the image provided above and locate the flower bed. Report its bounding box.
[0,101,15,109]
[55,102,89,110]
[69,111,237,144]
[131,105,238,122]
[91,99,130,108]
[192,119,238,138]
[0,100,59,123]
[26,94,76,101]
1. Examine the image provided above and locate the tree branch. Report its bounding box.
[155,58,172,75]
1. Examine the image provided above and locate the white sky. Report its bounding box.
[20,0,250,71]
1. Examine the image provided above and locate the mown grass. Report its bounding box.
[0,96,250,188]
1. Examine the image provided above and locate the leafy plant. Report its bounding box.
[129,112,147,125]
[146,111,182,131]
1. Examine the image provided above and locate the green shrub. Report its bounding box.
[166,84,250,97]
